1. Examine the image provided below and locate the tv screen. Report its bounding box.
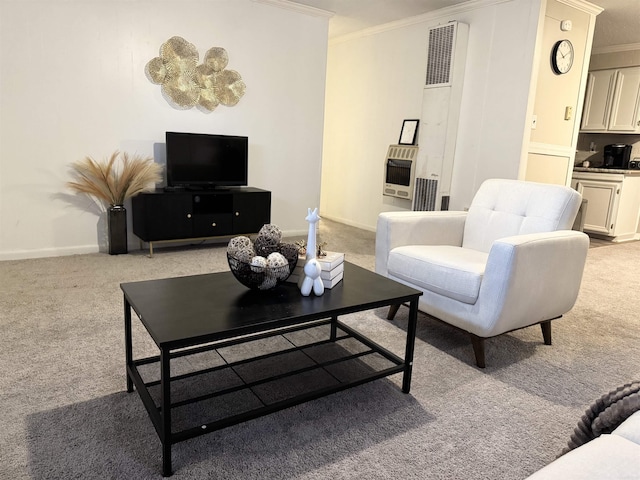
[165,132,248,188]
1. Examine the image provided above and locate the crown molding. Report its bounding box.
[556,0,603,16]
[252,0,334,18]
[592,43,640,55]
[329,0,510,46]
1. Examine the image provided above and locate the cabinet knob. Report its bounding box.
[187,213,192,219]
[235,211,240,216]
[212,222,216,227]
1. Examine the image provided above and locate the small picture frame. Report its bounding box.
[399,119,419,145]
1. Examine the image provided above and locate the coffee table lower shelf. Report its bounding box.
[126,316,412,476]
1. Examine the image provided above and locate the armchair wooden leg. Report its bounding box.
[387,303,401,320]
[540,320,552,345]
[469,334,486,368]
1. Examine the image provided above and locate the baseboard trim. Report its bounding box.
[319,214,376,232]
[0,245,99,261]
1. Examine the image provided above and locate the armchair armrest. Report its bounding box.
[375,211,467,276]
[479,230,590,336]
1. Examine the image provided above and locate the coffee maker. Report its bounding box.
[603,144,632,169]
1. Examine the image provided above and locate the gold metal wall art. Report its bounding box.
[146,36,246,112]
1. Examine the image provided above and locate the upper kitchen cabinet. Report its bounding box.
[581,66,640,133]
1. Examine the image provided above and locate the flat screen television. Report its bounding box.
[165,132,248,188]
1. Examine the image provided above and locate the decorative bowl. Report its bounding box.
[227,251,298,290]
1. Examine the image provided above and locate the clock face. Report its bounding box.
[552,39,574,75]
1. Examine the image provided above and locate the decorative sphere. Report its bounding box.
[250,256,267,272]
[234,247,254,264]
[267,252,290,280]
[254,224,282,256]
[258,224,282,243]
[227,236,253,256]
[278,242,299,264]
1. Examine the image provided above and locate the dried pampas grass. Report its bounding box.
[67,151,162,207]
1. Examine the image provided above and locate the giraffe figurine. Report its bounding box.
[299,207,325,297]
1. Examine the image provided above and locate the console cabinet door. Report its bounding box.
[233,191,271,234]
[132,193,193,241]
[192,193,233,237]
[192,214,233,237]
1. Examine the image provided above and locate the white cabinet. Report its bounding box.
[580,67,640,133]
[571,171,640,241]
[581,70,616,131]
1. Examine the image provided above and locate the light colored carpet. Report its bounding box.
[0,220,638,479]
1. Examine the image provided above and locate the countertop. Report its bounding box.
[573,167,640,175]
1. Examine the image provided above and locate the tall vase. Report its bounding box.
[108,205,128,255]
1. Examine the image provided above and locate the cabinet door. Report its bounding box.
[608,66,640,132]
[581,69,616,132]
[233,191,271,234]
[573,180,620,235]
[132,193,192,241]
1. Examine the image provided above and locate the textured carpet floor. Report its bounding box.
[0,220,638,479]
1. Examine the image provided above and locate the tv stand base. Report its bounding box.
[139,236,232,257]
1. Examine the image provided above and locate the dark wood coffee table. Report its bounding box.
[121,262,421,476]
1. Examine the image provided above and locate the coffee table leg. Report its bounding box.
[330,315,338,341]
[124,297,133,393]
[402,298,418,394]
[161,347,173,476]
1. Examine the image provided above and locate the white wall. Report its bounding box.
[320,0,541,230]
[0,0,329,259]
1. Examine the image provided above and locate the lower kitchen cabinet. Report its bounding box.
[571,171,640,241]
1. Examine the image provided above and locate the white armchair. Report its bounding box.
[375,179,589,368]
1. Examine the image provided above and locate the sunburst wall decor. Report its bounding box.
[146,36,246,112]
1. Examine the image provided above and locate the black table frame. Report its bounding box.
[122,263,421,476]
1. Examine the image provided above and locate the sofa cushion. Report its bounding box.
[387,245,488,304]
[613,410,640,445]
[526,434,640,479]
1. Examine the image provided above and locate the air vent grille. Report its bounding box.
[413,177,438,211]
[387,145,418,160]
[426,23,455,86]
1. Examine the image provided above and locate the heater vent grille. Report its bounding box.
[426,23,455,86]
[388,145,418,160]
[413,177,438,211]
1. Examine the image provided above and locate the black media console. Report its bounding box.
[132,187,271,256]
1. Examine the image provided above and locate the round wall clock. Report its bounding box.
[551,39,574,75]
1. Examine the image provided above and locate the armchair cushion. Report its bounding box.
[388,245,488,304]
[375,211,467,277]
[463,179,582,252]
